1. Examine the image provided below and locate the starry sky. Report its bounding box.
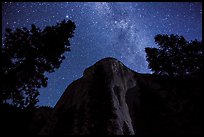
[2,2,202,107]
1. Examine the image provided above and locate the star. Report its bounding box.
[2,2,202,107]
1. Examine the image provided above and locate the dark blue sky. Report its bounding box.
[2,2,202,107]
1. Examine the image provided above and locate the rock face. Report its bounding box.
[39,57,203,135]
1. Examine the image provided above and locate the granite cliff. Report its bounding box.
[38,57,203,135]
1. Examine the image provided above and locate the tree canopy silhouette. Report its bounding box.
[145,34,203,77]
[1,20,76,108]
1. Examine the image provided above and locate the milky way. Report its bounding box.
[2,2,202,106]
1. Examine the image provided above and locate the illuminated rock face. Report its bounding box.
[39,58,203,135]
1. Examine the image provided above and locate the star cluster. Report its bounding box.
[2,2,202,106]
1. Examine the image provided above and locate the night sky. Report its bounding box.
[2,2,202,107]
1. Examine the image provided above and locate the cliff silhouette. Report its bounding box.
[0,58,203,135]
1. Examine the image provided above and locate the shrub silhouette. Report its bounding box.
[145,34,203,77]
[1,20,76,108]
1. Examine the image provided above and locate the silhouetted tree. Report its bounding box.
[145,34,203,77]
[1,20,76,108]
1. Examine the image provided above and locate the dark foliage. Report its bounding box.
[0,103,34,135]
[145,34,203,77]
[1,20,76,108]
[0,103,53,135]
